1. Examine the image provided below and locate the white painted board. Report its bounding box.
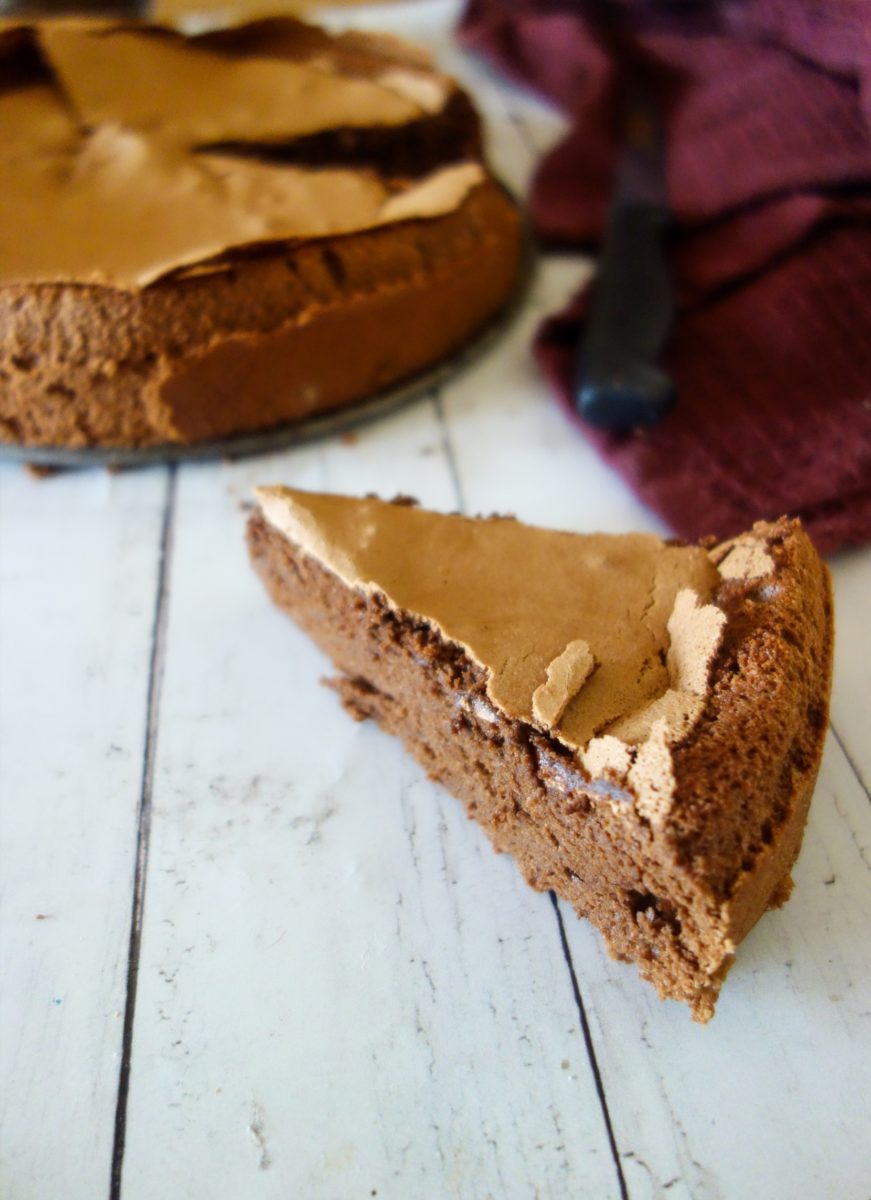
[2,4,869,1199]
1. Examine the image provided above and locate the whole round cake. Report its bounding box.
[0,18,522,449]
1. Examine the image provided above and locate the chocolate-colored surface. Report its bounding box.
[247,506,833,1021]
[1,19,480,288]
[0,180,521,447]
[0,17,519,450]
[254,485,725,762]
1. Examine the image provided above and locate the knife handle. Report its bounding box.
[575,202,675,431]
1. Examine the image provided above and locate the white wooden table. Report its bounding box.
[2,4,870,1197]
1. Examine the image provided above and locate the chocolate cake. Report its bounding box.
[0,18,521,449]
[247,488,834,1020]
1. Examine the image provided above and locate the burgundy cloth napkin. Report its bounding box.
[460,0,871,553]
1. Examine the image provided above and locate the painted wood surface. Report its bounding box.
[2,4,869,1198]
[0,468,169,1200]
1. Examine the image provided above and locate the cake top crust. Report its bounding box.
[0,18,482,288]
[255,487,777,822]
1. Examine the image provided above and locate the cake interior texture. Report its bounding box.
[247,494,833,1020]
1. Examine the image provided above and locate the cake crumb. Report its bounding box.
[532,639,594,728]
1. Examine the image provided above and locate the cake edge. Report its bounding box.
[0,179,521,448]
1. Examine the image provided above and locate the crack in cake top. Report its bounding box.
[0,17,484,288]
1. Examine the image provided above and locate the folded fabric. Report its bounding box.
[460,0,871,553]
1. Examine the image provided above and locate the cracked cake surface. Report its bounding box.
[0,17,521,448]
[248,487,834,1020]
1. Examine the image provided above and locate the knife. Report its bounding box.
[574,75,675,432]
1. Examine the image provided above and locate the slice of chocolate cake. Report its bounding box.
[247,488,834,1020]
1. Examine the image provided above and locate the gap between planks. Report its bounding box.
[830,722,870,806]
[109,464,177,1200]
[551,894,630,1200]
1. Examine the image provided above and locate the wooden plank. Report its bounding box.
[829,552,871,791]
[0,465,168,1200]
[118,407,621,1198]
[557,732,871,1200]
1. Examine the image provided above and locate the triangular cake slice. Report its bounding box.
[247,488,833,1020]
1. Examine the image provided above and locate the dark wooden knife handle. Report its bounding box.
[575,202,675,431]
